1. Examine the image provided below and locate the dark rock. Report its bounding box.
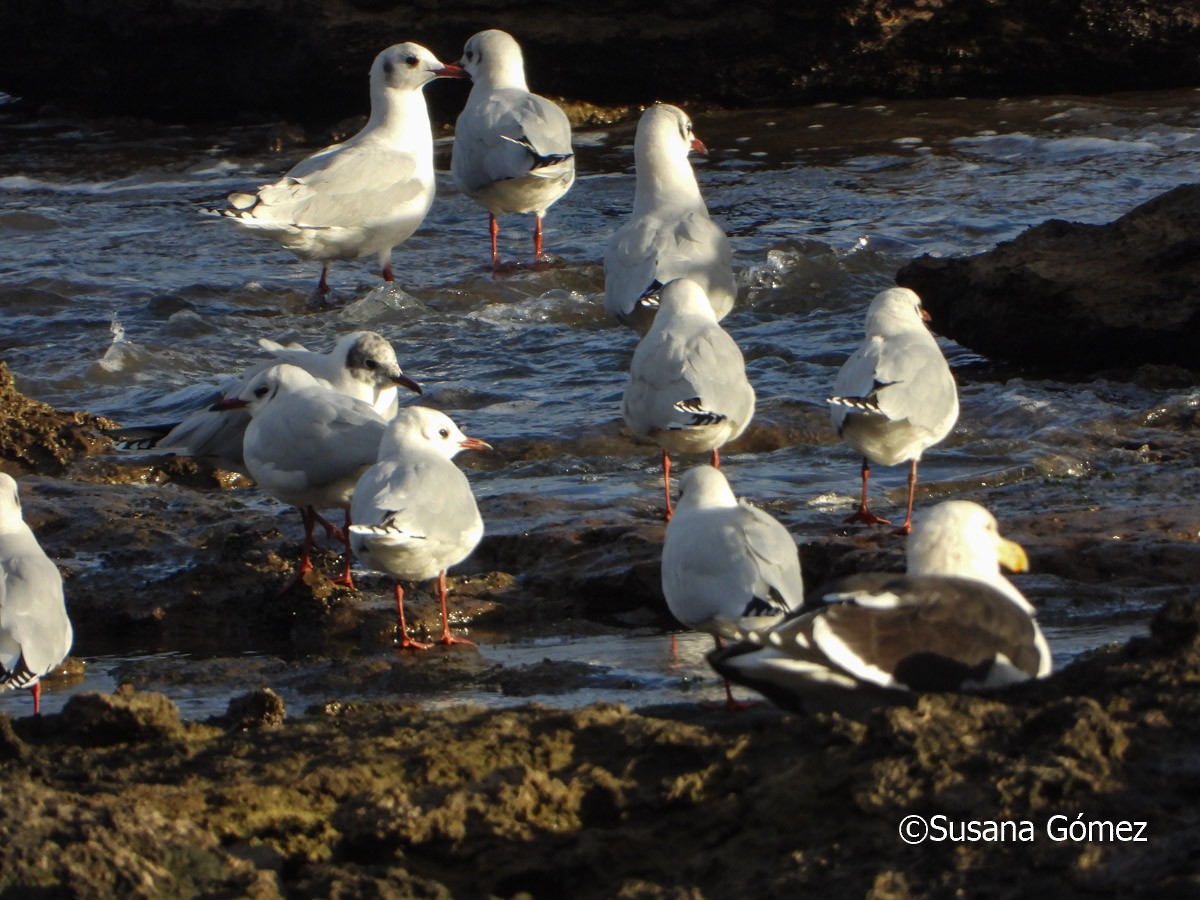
[215,687,287,729]
[1,2,1199,125]
[897,184,1200,374]
[61,685,187,744]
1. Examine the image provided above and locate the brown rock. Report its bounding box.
[897,184,1200,374]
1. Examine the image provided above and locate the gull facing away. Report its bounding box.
[828,287,959,534]
[622,278,755,519]
[218,42,466,294]
[709,500,1051,716]
[350,407,491,649]
[450,29,575,267]
[215,364,389,593]
[604,103,736,333]
[0,474,73,716]
[662,467,804,708]
[109,331,420,475]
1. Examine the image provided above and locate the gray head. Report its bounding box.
[342,331,422,396]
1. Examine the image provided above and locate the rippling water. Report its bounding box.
[4,88,1199,715]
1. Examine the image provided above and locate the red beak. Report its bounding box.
[433,63,468,79]
[691,137,709,155]
[210,397,249,411]
[919,307,932,323]
[459,436,493,453]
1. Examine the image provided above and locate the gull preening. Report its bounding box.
[451,29,575,267]
[110,331,420,475]
[662,467,803,707]
[710,500,1051,715]
[622,278,755,518]
[216,364,388,593]
[0,474,73,716]
[828,287,959,534]
[604,103,736,332]
[350,407,491,649]
[219,42,465,294]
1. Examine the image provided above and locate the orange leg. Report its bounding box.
[278,505,317,595]
[844,457,892,527]
[436,570,475,646]
[894,459,919,536]
[534,213,544,259]
[711,448,720,468]
[382,262,394,282]
[489,213,500,268]
[662,449,674,521]
[330,509,356,590]
[31,682,42,716]
[395,583,432,650]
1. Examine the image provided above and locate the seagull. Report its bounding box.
[828,287,959,534]
[662,467,803,708]
[450,29,575,267]
[0,474,73,716]
[709,500,1051,715]
[218,42,466,294]
[622,278,755,519]
[109,331,420,475]
[349,407,491,649]
[604,103,736,332]
[214,364,388,593]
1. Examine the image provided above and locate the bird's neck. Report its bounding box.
[634,154,704,212]
[366,88,433,150]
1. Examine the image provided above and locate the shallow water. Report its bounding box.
[3,88,1199,716]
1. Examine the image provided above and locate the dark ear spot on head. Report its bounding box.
[383,60,395,76]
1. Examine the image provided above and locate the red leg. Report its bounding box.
[844,456,892,526]
[894,459,919,536]
[395,583,432,650]
[534,213,544,259]
[662,449,674,521]
[489,213,500,268]
[711,448,720,469]
[318,264,330,295]
[278,506,317,595]
[330,508,356,590]
[436,570,475,646]
[712,635,755,711]
[31,681,42,716]
[382,262,394,283]
[313,509,344,543]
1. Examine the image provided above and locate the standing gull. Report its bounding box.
[622,278,755,519]
[350,407,491,649]
[215,364,388,593]
[110,331,420,475]
[219,42,465,294]
[604,103,736,332]
[828,287,959,534]
[0,474,73,716]
[662,467,803,708]
[709,500,1051,715]
[451,29,575,267]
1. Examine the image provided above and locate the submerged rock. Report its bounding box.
[897,184,1200,374]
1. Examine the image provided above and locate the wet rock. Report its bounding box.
[0,362,118,475]
[216,687,287,730]
[61,685,187,745]
[0,713,28,761]
[2,2,1198,124]
[897,184,1200,375]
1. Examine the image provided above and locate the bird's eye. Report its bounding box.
[465,50,475,62]
[365,359,377,369]
[255,386,269,398]
[439,428,450,438]
[405,55,419,67]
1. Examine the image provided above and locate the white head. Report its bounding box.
[907,500,1031,610]
[0,472,24,531]
[340,331,422,396]
[370,42,464,98]
[635,103,705,165]
[459,30,528,91]
[379,407,493,461]
[863,287,930,337]
[673,466,739,515]
[653,278,719,324]
[219,364,321,415]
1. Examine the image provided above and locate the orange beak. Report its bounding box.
[459,436,493,453]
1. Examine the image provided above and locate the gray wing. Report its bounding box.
[0,533,72,684]
[830,332,958,434]
[229,141,423,230]
[737,502,805,612]
[453,90,573,190]
[352,456,481,548]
